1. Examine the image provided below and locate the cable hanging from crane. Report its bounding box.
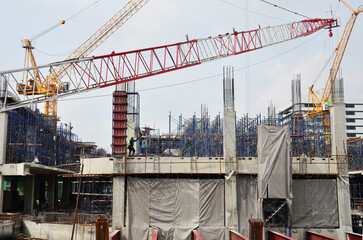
[220,0,289,22]
[260,0,311,19]
[29,20,66,42]
[65,0,101,22]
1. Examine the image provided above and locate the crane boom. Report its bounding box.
[17,0,150,117]
[308,0,363,117]
[53,0,150,80]
[3,18,337,113]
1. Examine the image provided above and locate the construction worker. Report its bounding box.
[35,199,40,216]
[128,136,138,156]
[141,136,146,156]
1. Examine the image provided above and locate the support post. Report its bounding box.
[62,178,71,207]
[47,175,56,210]
[223,66,238,239]
[0,113,7,213]
[112,175,125,233]
[330,79,352,238]
[24,175,35,214]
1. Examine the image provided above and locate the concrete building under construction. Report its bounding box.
[0,66,362,240]
[0,1,363,239]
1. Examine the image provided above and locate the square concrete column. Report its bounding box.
[62,179,71,207]
[47,175,56,210]
[331,102,352,238]
[24,175,35,214]
[112,175,125,232]
[0,112,8,165]
[0,175,4,213]
[223,110,238,239]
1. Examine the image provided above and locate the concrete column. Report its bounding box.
[223,110,238,239]
[330,100,352,238]
[112,175,125,232]
[24,175,35,214]
[223,111,237,170]
[0,175,4,213]
[62,179,71,207]
[47,175,56,210]
[225,176,238,233]
[0,113,7,213]
[10,177,18,211]
[0,112,8,165]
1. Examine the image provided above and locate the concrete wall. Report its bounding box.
[83,157,114,175]
[23,220,112,240]
[85,156,338,175]
[0,221,14,239]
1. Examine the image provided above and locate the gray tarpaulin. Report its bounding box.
[257,125,292,199]
[127,178,150,240]
[291,179,339,228]
[237,176,258,236]
[127,177,225,240]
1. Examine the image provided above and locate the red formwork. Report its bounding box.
[306,231,338,240]
[113,91,127,156]
[347,232,363,240]
[268,231,296,240]
[109,230,120,240]
[192,230,205,240]
[151,230,158,240]
[230,230,249,240]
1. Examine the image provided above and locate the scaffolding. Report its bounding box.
[348,138,363,171]
[6,106,104,167]
[289,113,331,157]
[72,176,113,225]
[236,114,261,157]
[6,107,58,165]
[178,112,223,157]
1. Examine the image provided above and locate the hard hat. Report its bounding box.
[142,135,145,138]
[131,136,134,139]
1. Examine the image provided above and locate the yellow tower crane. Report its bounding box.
[17,0,149,117]
[307,0,363,117]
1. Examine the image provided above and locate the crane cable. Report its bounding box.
[311,50,336,87]
[260,0,311,19]
[65,0,101,22]
[32,0,102,56]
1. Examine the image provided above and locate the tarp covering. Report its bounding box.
[291,179,339,228]
[127,177,225,240]
[257,125,292,199]
[237,176,258,236]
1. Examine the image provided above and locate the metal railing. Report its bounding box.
[192,230,205,240]
[306,231,338,240]
[230,230,249,240]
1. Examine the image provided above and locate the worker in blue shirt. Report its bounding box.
[141,136,146,156]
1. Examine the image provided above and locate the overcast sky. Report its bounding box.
[1,0,363,152]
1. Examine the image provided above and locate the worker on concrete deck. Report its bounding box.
[141,136,146,156]
[128,136,138,156]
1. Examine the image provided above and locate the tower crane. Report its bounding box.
[307,0,363,117]
[3,18,338,113]
[17,0,149,117]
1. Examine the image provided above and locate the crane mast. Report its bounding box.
[5,18,337,113]
[307,0,363,117]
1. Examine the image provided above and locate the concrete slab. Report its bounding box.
[0,163,75,176]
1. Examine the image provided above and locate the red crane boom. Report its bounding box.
[1,18,338,112]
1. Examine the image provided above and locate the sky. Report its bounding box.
[1,0,363,152]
